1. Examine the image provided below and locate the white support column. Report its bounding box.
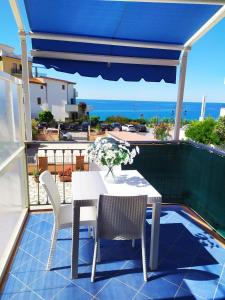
[173,50,189,140]
[20,31,32,141]
[199,96,206,121]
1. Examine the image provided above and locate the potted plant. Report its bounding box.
[58,167,72,182]
[33,169,41,183]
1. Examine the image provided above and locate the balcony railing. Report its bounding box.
[26,145,88,206]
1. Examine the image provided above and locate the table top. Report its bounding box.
[72,170,161,204]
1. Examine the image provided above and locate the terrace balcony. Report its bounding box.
[1,138,225,299]
[1,1,225,297]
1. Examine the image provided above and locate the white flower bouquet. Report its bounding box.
[87,137,140,177]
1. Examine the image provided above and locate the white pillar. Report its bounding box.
[199,96,206,121]
[173,50,189,140]
[20,31,32,141]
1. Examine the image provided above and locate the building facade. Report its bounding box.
[1,44,91,122]
[0,44,32,77]
[29,77,79,121]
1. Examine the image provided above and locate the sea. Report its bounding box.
[79,99,225,121]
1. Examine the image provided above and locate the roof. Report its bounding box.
[29,78,46,85]
[38,76,76,84]
[0,43,32,61]
[30,76,75,84]
[23,0,225,83]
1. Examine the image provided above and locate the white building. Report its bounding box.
[1,43,91,122]
[29,76,81,121]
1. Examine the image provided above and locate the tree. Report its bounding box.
[32,119,38,139]
[185,117,220,145]
[90,115,100,126]
[153,123,171,141]
[214,116,225,143]
[38,110,54,123]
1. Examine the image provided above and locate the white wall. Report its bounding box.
[67,84,75,103]
[29,79,76,121]
[30,83,47,119]
[44,79,69,121]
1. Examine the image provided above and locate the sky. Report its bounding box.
[0,0,225,103]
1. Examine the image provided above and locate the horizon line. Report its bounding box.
[78,98,225,104]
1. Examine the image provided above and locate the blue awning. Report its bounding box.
[24,0,222,83]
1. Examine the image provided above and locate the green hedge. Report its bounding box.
[123,142,225,238]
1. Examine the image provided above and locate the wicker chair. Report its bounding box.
[91,194,148,282]
[39,170,96,270]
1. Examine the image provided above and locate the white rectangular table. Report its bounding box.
[71,170,162,279]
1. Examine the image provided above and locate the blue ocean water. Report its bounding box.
[79,99,225,121]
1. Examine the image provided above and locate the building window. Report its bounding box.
[40,85,44,89]
[11,63,17,73]
[19,64,22,71]
[62,85,65,90]
[37,97,42,105]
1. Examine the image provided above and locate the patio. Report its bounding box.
[1,1,225,299]
[1,205,225,299]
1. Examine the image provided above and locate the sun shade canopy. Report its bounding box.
[24,0,222,83]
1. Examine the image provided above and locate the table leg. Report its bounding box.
[71,205,80,279]
[149,202,161,270]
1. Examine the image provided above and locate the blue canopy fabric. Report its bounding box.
[24,0,222,83]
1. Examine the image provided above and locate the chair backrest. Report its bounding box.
[76,156,84,171]
[39,171,61,222]
[97,195,147,240]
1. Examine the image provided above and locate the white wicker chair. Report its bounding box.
[91,194,148,282]
[39,170,96,270]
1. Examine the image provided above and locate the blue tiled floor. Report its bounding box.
[1,206,225,300]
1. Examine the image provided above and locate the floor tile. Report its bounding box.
[10,289,43,300]
[214,283,225,299]
[139,277,178,299]
[1,208,225,300]
[19,236,50,258]
[116,261,147,291]
[174,287,204,299]
[53,283,92,299]
[181,263,223,299]
[96,279,137,299]
[11,258,46,286]
[0,274,26,299]
[28,270,70,299]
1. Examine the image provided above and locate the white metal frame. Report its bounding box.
[8,0,225,140]
[9,0,32,141]
[30,32,186,51]
[31,50,180,66]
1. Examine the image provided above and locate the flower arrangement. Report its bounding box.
[58,167,72,182]
[87,137,139,177]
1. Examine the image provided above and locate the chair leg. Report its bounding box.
[91,240,98,282]
[141,235,148,282]
[97,239,101,263]
[132,239,135,248]
[88,226,91,238]
[46,226,58,271]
